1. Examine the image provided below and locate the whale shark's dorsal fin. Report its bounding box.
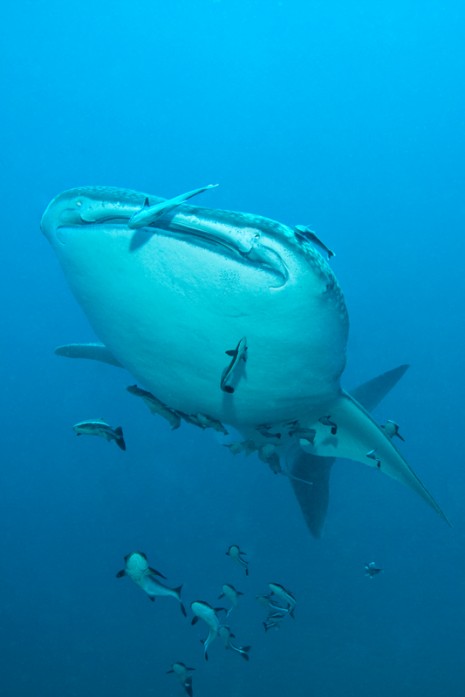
[54,343,123,368]
[350,364,409,412]
[128,184,218,230]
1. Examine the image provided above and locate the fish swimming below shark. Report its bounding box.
[116,551,186,616]
[40,184,449,536]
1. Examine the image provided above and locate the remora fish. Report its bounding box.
[263,615,283,632]
[218,625,251,661]
[166,662,195,697]
[191,601,225,661]
[42,186,448,531]
[381,419,405,441]
[218,583,244,617]
[226,545,249,575]
[256,594,293,617]
[221,336,248,394]
[73,419,126,450]
[127,384,181,430]
[116,552,186,616]
[365,561,383,578]
[294,224,335,259]
[268,583,296,617]
[128,184,218,229]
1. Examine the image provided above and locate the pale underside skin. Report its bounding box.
[41,186,448,524]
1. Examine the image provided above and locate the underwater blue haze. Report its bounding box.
[1,1,464,696]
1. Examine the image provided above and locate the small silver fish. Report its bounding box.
[127,384,181,429]
[287,425,317,443]
[268,583,296,617]
[366,449,382,469]
[256,594,292,616]
[191,600,225,661]
[221,336,248,394]
[73,419,126,450]
[365,561,383,578]
[116,552,186,615]
[256,426,282,439]
[218,625,251,661]
[226,545,249,576]
[182,412,228,435]
[294,224,335,259]
[224,440,257,456]
[263,615,283,632]
[318,415,338,435]
[218,583,244,617]
[258,444,281,473]
[381,420,405,441]
[166,662,195,697]
[128,184,218,229]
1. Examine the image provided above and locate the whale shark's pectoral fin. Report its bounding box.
[300,391,449,523]
[128,184,218,229]
[54,343,123,368]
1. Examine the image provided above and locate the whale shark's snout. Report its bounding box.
[40,187,150,243]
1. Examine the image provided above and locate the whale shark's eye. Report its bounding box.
[75,200,82,208]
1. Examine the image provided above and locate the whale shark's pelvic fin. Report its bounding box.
[128,184,218,229]
[288,363,436,538]
[288,452,332,538]
[300,391,448,524]
[54,343,123,368]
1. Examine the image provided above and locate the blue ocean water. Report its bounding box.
[1,1,464,695]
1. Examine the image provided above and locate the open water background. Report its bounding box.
[1,1,464,695]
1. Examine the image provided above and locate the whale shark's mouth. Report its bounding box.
[41,185,343,294]
[42,188,298,287]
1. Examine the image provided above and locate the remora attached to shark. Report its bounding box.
[40,185,448,532]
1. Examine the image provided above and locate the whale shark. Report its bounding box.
[41,185,448,532]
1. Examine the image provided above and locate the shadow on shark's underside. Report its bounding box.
[289,364,409,538]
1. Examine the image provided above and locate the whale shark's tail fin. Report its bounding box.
[288,364,443,538]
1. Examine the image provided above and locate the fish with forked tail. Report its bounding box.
[191,600,226,661]
[268,583,296,617]
[218,625,251,661]
[226,545,249,575]
[294,224,335,259]
[128,184,218,230]
[218,583,244,617]
[221,337,248,394]
[116,551,186,615]
[73,419,126,450]
[365,561,383,578]
[166,662,195,697]
[127,384,181,430]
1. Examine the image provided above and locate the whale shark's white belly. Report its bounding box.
[53,222,347,426]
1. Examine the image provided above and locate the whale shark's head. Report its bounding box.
[41,186,348,426]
